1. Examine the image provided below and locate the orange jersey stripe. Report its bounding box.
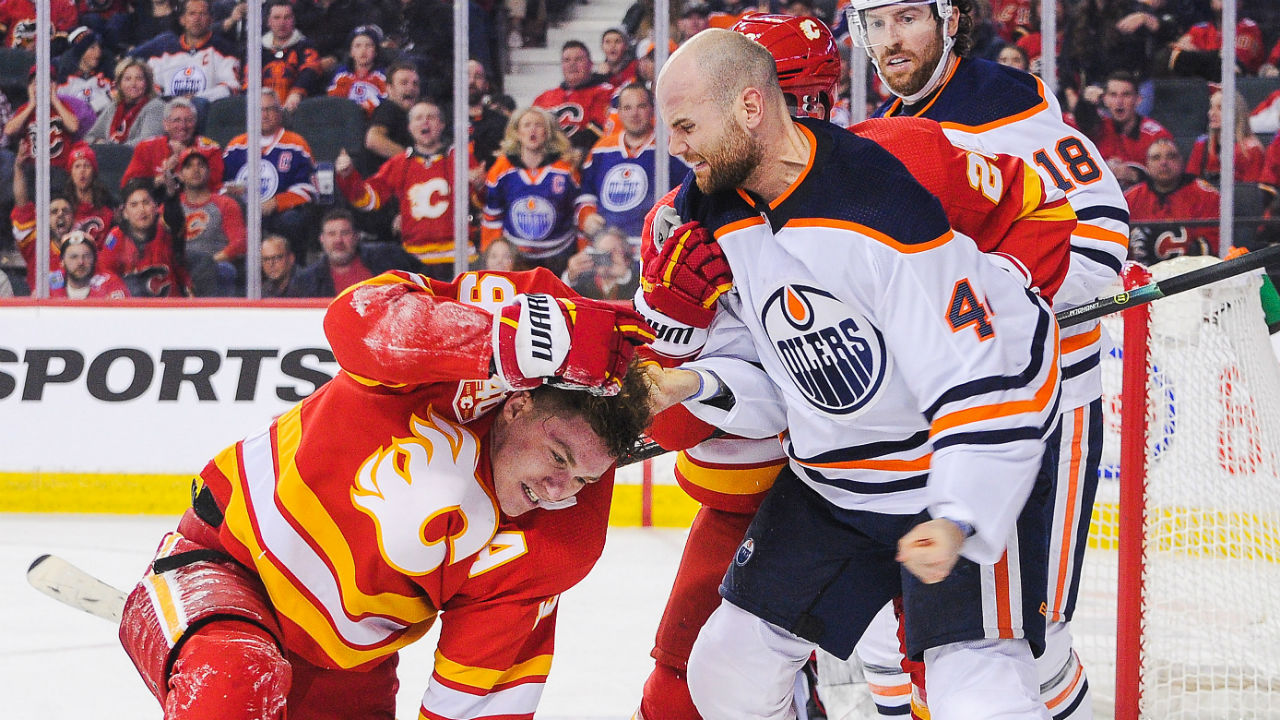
[930,324,1060,437]
[1053,406,1086,619]
[1060,325,1101,354]
[1072,221,1129,248]
[785,218,955,254]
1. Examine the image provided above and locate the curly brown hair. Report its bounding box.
[527,358,654,459]
[949,0,976,58]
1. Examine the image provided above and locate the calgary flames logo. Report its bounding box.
[351,409,497,576]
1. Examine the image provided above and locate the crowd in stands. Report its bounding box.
[3,0,1280,301]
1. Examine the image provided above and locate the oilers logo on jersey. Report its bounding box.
[168,66,208,96]
[600,163,648,212]
[234,164,281,200]
[761,284,887,416]
[511,195,556,241]
[735,537,755,566]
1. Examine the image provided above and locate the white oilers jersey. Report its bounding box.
[876,57,1129,411]
[680,119,1061,564]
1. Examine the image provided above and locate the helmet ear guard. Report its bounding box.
[731,13,841,121]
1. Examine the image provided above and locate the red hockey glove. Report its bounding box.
[493,293,656,395]
[640,220,733,328]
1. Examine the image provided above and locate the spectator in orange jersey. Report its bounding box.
[326,24,388,117]
[1125,137,1221,264]
[258,0,323,113]
[48,230,130,299]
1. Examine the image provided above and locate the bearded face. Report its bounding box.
[693,115,764,194]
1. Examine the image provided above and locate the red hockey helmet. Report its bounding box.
[731,12,841,120]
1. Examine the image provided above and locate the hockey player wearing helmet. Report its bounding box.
[854,1,1129,719]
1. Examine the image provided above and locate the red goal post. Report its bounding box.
[1079,255,1280,719]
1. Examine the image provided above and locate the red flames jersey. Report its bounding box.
[1093,115,1174,166]
[197,269,613,720]
[97,224,191,297]
[533,81,614,143]
[1124,176,1221,263]
[338,146,480,265]
[1185,20,1265,75]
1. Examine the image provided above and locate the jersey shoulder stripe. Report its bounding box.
[879,58,1046,130]
[683,118,952,248]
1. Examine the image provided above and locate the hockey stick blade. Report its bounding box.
[27,554,126,623]
[1057,244,1280,328]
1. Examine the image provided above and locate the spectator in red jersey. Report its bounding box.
[1088,71,1175,189]
[64,143,115,242]
[599,27,636,88]
[335,99,481,281]
[86,58,166,146]
[1186,87,1265,184]
[1125,137,1220,264]
[286,207,421,297]
[258,233,296,297]
[259,0,323,114]
[11,190,76,292]
[120,96,224,191]
[177,147,244,296]
[533,40,614,160]
[48,230,130,299]
[1165,0,1266,79]
[0,0,78,49]
[4,65,97,173]
[326,24,388,117]
[99,177,190,297]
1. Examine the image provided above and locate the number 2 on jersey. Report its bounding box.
[1032,136,1102,192]
[947,279,995,340]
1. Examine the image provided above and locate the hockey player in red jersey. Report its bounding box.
[118,269,655,720]
[632,13,1076,720]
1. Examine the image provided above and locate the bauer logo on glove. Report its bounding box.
[640,220,733,328]
[493,293,656,395]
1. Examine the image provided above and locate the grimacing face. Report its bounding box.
[488,393,614,517]
[658,72,762,194]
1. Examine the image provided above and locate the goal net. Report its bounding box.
[1076,255,1280,719]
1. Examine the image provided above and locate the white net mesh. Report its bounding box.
[1077,256,1280,718]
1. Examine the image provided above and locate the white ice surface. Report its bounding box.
[0,514,686,719]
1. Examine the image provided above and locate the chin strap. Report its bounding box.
[894,42,955,105]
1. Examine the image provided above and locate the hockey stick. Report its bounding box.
[623,246,1280,463]
[1055,244,1280,328]
[27,554,126,623]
